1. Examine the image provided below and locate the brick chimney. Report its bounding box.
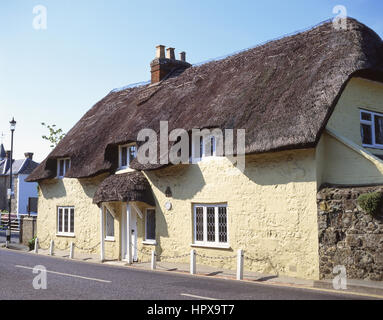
[24,152,33,160]
[5,150,11,159]
[150,45,191,84]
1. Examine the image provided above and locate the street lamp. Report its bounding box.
[6,118,16,248]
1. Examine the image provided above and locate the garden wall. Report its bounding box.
[318,186,383,281]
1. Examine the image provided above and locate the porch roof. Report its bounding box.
[93,171,155,206]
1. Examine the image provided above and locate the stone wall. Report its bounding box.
[318,186,383,281]
[20,216,37,246]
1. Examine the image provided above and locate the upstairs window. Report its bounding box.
[360,110,383,148]
[57,158,70,178]
[119,144,137,169]
[192,135,218,162]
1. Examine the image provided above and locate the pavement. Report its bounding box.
[0,245,382,300]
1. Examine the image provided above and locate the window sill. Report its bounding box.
[191,243,231,250]
[115,167,135,175]
[56,233,75,238]
[105,237,115,242]
[142,240,157,246]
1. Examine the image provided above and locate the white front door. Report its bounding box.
[121,203,138,262]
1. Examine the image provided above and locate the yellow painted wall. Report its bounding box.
[327,77,383,155]
[37,174,120,260]
[316,131,383,186]
[144,149,320,280]
[37,149,320,280]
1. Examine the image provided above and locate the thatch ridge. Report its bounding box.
[27,18,383,182]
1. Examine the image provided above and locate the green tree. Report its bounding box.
[41,122,66,148]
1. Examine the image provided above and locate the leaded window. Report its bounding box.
[193,204,228,247]
[145,209,156,241]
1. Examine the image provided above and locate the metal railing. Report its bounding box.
[0,214,20,232]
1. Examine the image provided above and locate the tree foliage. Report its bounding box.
[41,122,66,148]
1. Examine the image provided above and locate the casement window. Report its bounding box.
[193,204,228,248]
[192,135,217,162]
[360,110,383,148]
[104,207,115,240]
[119,144,137,169]
[57,158,71,178]
[57,206,74,236]
[144,208,156,244]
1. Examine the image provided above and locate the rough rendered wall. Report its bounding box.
[317,132,383,185]
[318,186,383,281]
[327,77,383,156]
[144,149,320,280]
[37,174,120,260]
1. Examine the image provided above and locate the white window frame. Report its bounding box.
[360,109,383,149]
[143,208,156,245]
[57,158,71,178]
[192,204,229,248]
[104,207,115,241]
[118,144,137,169]
[191,135,217,163]
[57,206,75,237]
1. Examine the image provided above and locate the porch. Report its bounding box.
[93,171,156,263]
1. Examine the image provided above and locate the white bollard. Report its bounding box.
[49,240,54,256]
[237,249,244,280]
[190,249,196,275]
[69,242,74,259]
[34,237,39,254]
[151,251,156,270]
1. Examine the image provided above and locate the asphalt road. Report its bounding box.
[0,248,376,300]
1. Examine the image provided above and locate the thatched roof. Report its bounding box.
[93,171,155,206]
[27,18,383,182]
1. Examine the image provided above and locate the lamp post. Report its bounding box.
[6,118,16,248]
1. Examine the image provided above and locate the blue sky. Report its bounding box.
[0,0,382,161]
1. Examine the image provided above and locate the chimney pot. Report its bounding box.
[151,45,191,84]
[156,45,165,59]
[166,48,175,60]
[24,152,33,160]
[179,52,186,62]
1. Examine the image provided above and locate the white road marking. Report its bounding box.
[15,265,111,283]
[181,293,220,300]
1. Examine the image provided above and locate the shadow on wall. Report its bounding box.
[39,179,67,199]
[243,150,314,186]
[146,164,206,201]
[78,174,108,200]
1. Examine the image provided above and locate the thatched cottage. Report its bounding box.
[27,18,383,280]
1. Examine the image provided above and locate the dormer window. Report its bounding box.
[119,144,137,169]
[192,135,217,162]
[57,158,70,178]
[360,110,383,148]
